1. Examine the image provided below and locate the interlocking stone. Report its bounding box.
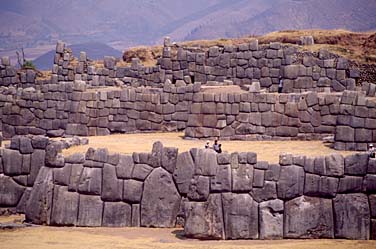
[77,167,102,195]
[102,202,131,227]
[141,168,181,227]
[344,153,369,175]
[222,193,259,239]
[232,164,253,192]
[277,165,304,200]
[50,186,79,226]
[333,193,370,239]
[102,164,122,201]
[173,151,195,195]
[0,175,25,207]
[123,179,143,203]
[259,199,284,239]
[77,195,103,227]
[25,167,54,225]
[184,194,225,239]
[285,196,334,238]
[187,175,210,201]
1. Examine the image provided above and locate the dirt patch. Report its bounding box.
[0,220,375,249]
[62,132,355,163]
[201,85,247,94]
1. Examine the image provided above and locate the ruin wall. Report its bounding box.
[0,136,375,239]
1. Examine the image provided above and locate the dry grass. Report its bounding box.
[122,29,375,66]
[0,215,375,249]
[62,132,355,163]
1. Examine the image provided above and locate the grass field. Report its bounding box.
[62,132,355,163]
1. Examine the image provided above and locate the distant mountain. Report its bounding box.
[1,0,375,54]
[33,42,122,70]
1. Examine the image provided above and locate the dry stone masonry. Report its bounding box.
[0,38,375,240]
[0,137,375,240]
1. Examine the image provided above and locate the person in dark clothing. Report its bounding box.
[213,139,220,153]
[369,144,375,159]
[217,144,222,153]
[278,76,283,93]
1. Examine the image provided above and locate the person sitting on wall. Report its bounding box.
[213,139,222,153]
[217,144,222,153]
[213,139,221,153]
[278,76,283,93]
[205,141,210,149]
[369,144,376,159]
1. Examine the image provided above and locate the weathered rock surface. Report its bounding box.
[0,175,25,206]
[232,163,253,192]
[259,199,284,239]
[284,196,334,238]
[184,194,225,239]
[222,193,259,239]
[101,164,122,201]
[194,149,218,176]
[50,186,79,226]
[123,179,143,203]
[141,168,181,227]
[102,202,131,227]
[277,165,304,200]
[333,193,370,239]
[187,175,210,201]
[77,195,103,227]
[173,151,195,195]
[25,167,54,225]
[77,167,102,195]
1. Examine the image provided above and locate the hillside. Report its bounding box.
[1,0,375,52]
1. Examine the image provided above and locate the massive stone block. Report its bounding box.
[162,147,178,173]
[222,193,259,239]
[53,164,71,186]
[77,167,102,195]
[102,164,123,201]
[232,164,253,192]
[132,164,153,180]
[2,149,23,176]
[68,164,83,192]
[116,154,134,179]
[344,153,369,175]
[187,175,210,201]
[173,151,195,195]
[259,199,284,239]
[50,186,79,226]
[338,175,363,193]
[210,164,231,192]
[184,194,225,239]
[284,196,334,238]
[333,193,370,239]
[251,181,277,202]
[304,174,338,198]
[77,195,103,227]
[141,168,181,227]
[25,167,54,225]
[102,202,131,227]
[28,149,46,186]
[194,149,218,176]
[123,179,143,203]
[324,154,344,176]
[277,165,305,200]
[0,175,25,207]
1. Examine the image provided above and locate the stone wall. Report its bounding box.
[184,91,342,140]
[0,136,375,239]
[0,81,200,138]
[334,91,376,150]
